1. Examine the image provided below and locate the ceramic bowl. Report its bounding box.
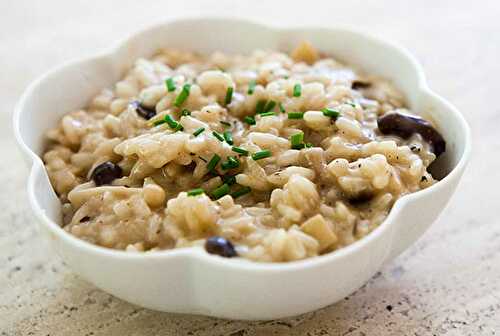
[13,18,471,320]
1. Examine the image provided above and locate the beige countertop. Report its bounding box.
[1,0,499,334]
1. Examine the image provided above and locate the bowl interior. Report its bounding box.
[16,19,468,227]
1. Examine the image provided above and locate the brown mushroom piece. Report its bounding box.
[205,236,238,258]
[351,80,372,90]
[347,191,374,206]
[90,161,123,186]
[377,112,446,157]
[130,100,156,120]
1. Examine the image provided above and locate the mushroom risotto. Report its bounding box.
[43,42,445,262]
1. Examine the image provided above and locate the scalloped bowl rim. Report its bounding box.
[13,18,471,272]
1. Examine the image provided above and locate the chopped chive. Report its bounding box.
[292,143,305,149]
[347,102,357,108]
[290,132,304,149]
[165,78,176,92]
[252,150,271,161]
[322,108,340,119]
[223,131,234,145]
[260,112,276,117]
[279,103,286,113]
[187,188,204,196]
[305,143,313,148]
[225,87,233,105]
[221,156,240,170]
[212,183,230,199]
[153,119,166,126]
[164,115,176,127]
[228,156,239,167]
[220,120,231,127]
[256,99,267,114]
[264,100,276,113]
[212,131,225,142]
[247,80,257,95]
[174,83,191,107]
[164,115,183,131]
[206,154,221,171]
[293,83,302,97]
[222,175,236,186]
[288,112,304,119]
[193,127,205,137]
[231,186,252,198]
[232,146,249,156]
[244,116,256,125]
[181,109,191,116]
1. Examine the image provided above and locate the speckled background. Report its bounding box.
[1,0,499,335]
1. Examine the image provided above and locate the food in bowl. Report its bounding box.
[42,42,445,262]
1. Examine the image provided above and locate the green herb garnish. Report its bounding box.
[223,131,234,145]
[220,120,231,127]
[232,146,249,156]
[174,83,191,107]
[193,127,205,137]
[322,108,340,119]
[164,115,183,131]
[247,80,256,95]
[256,99,267,114]
[212,131,225,142]
[264,100,276,113]
[293,83,302,97]
[290,132,304,149]
[244,116,256,125]
[287,112,304,119]
[222,175,237,185]
[187,188,204,196]
[165,78,176,92]
[225,86,233,105]
[231,186,251,198]
[153,119,166,126]
[212,183,230,199]
[206,154,221,171]
[252,150,271,161]
[181,109,191,116]
[279,103,286,113]
[221,156,240,170]
[260,112,276,117]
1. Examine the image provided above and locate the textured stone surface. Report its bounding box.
[1,0,499,334]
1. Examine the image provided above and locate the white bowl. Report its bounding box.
[13,18,471,320]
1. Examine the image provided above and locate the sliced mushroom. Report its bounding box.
[347,191,374,205]
[351,80,372,90]
[377,112,446,156]
[130,100,156,120]
[90,161,123,186]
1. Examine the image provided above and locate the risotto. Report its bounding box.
[43,42,445,262]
